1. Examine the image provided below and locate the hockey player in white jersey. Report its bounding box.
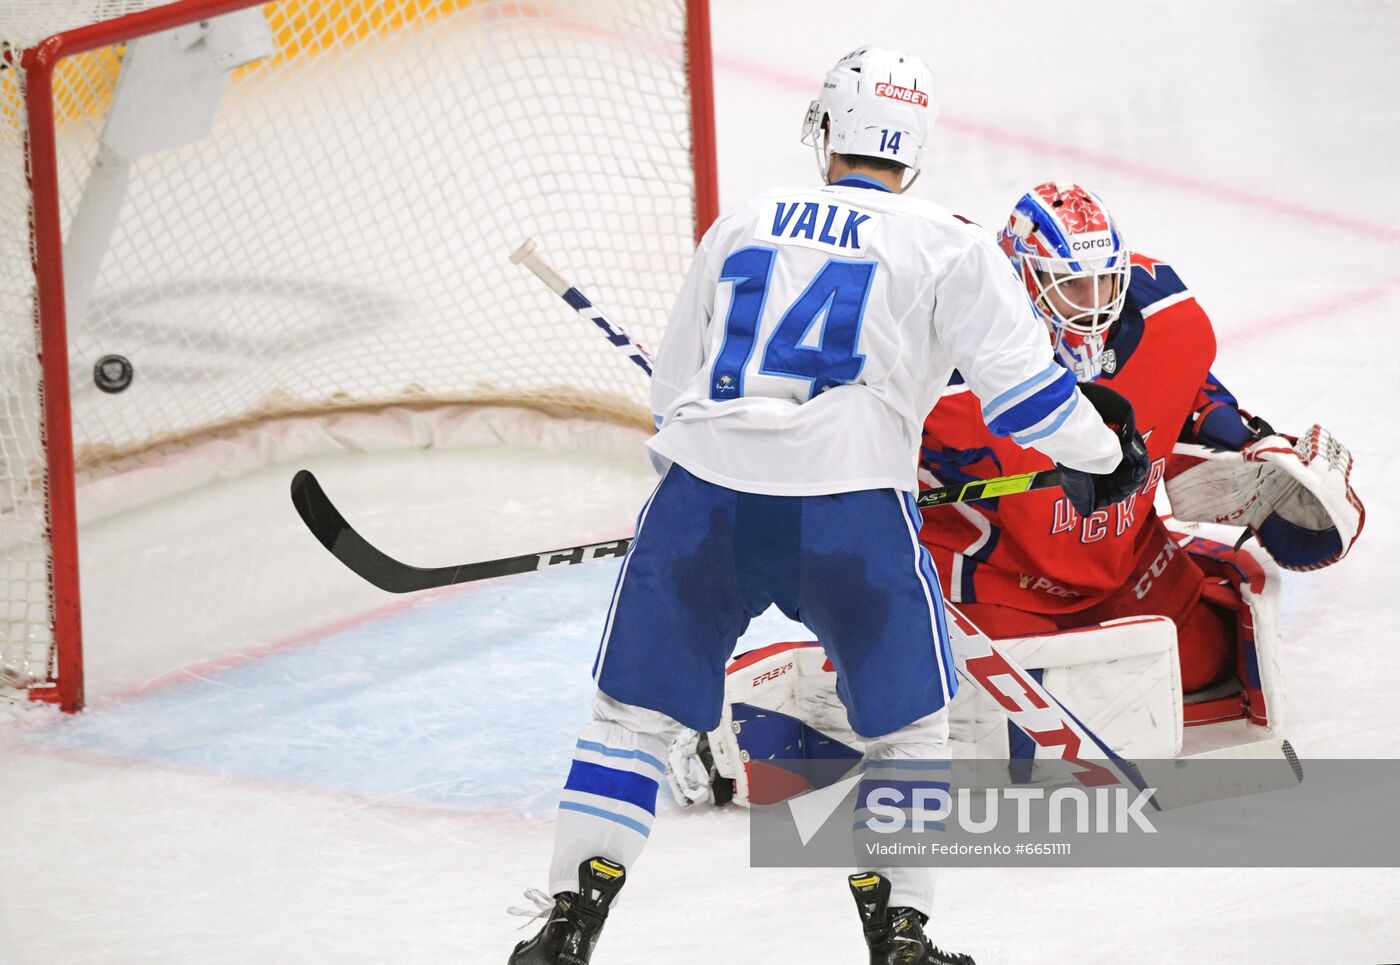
[509,46,1149,965]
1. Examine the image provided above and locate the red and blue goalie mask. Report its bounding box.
[998,182,1131,382]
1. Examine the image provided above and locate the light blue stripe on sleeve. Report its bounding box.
[980,361,1064,423]
[987,366,1077,438]
[1011,388,1080,445]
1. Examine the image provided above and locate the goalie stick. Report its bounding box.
[504,250,1300,802]
[293,246,1297,808]
[289,470,1299,808]
[945,605,1300,809]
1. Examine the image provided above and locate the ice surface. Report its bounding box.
[4,1,1400,962]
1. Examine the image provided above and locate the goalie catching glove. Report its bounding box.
[1166,424,1364,571]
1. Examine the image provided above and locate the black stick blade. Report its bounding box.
[290,469,454,593]
[290,469,631,594]
[290,469,346,556]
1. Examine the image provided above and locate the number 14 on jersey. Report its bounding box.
[710,246,877,402]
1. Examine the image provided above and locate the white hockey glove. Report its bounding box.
[1165,424,1364,571]
[665,729,731,807]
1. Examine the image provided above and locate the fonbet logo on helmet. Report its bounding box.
[998,181,1131,382]
[800,45,936,189]
[872,82,929,107]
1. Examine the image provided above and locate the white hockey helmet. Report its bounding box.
[800,45,937,187]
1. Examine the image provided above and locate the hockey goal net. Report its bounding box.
[1,0,716,711]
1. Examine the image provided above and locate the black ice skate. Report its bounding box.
[848,873,975,965]
[508,857,626,964]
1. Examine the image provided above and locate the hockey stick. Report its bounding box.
[946,603,1160,805]
[510,238,654,376]
[498,250,1179,788]
[293,227,1099,779]
[1137,736,1302,809]
[298,247,1289,807]
[293,471,1300,808]
[948,605,1302,809]
[917,468,1060,507]
[290,469,632,594]
[291,468,1057,593]
[290,472,1299,808]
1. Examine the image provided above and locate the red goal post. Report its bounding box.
[2,0,719,712]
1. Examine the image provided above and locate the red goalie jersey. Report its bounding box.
[919,254,1250,690]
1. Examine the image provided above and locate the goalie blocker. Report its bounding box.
[669,529,1283,808]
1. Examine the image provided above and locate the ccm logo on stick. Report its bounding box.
[874,82,928,106]
[539,541,629,567]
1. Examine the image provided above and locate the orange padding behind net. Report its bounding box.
[32,0,481,129]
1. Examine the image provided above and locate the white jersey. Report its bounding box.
[647,177,1122,496]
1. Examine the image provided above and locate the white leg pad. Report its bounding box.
[948,616,1183,759]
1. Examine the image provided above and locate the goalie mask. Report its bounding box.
[800,45,937,189]
[999,182,1131,381]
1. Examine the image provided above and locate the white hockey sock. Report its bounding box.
[547,690,683,896]
[855,707,949,918]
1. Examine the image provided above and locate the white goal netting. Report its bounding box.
[1,0,707,704]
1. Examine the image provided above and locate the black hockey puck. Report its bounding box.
[94,354,134,394]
